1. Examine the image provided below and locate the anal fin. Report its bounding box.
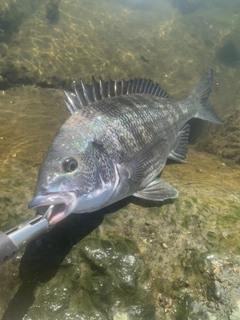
[168,124,190,163]
[133,178,178,201]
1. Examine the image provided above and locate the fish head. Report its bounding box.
[28,122,119,225]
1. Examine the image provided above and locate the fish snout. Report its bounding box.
[28,192,77,225]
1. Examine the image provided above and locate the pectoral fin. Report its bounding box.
[133,178,178,201]
[124,135,166,183]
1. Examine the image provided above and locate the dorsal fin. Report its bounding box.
[63,77,170,114]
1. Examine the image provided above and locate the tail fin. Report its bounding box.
[188,69,223,124]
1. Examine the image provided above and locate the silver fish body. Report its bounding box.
[29,70,222,224]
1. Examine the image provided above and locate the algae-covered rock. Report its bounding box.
[17,235,155,319]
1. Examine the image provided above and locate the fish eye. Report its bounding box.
[62,158,78,172]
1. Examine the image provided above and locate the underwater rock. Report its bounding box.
[46,0,61,24]
[77,238,155,318]
[0,0,39,43]
[216,41,240,66]
[18,235,156,319]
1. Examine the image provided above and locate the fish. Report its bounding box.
[28,69,222,225]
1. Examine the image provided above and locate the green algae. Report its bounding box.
[198,203,211,215]
[217,205,240,228]
[184,199,193,209]
[48,237,154,319]
[174,199,182,214]
[175,293,210,320]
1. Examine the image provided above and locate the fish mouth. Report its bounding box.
[28,192,77,225]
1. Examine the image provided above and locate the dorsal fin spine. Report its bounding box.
[150,83,158,95]
[91,76,98,102]
[132,79,137,93]
[139,79,145,93]
[99,77,105,99]
[121,80,124,95]
[147,82,154,94]
[64,99,75,114]
[73,81,87,107]
[80,80,91,104]
[143,79,150,93]
[155,86,161,96]
[126,80,131,94]
[107,79,111,97]
[114,81,117,96]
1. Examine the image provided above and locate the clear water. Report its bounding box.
[0,0,240,319]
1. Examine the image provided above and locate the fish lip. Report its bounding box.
[28,192,77,225]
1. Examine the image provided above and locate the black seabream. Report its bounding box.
[28,69,222,225]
